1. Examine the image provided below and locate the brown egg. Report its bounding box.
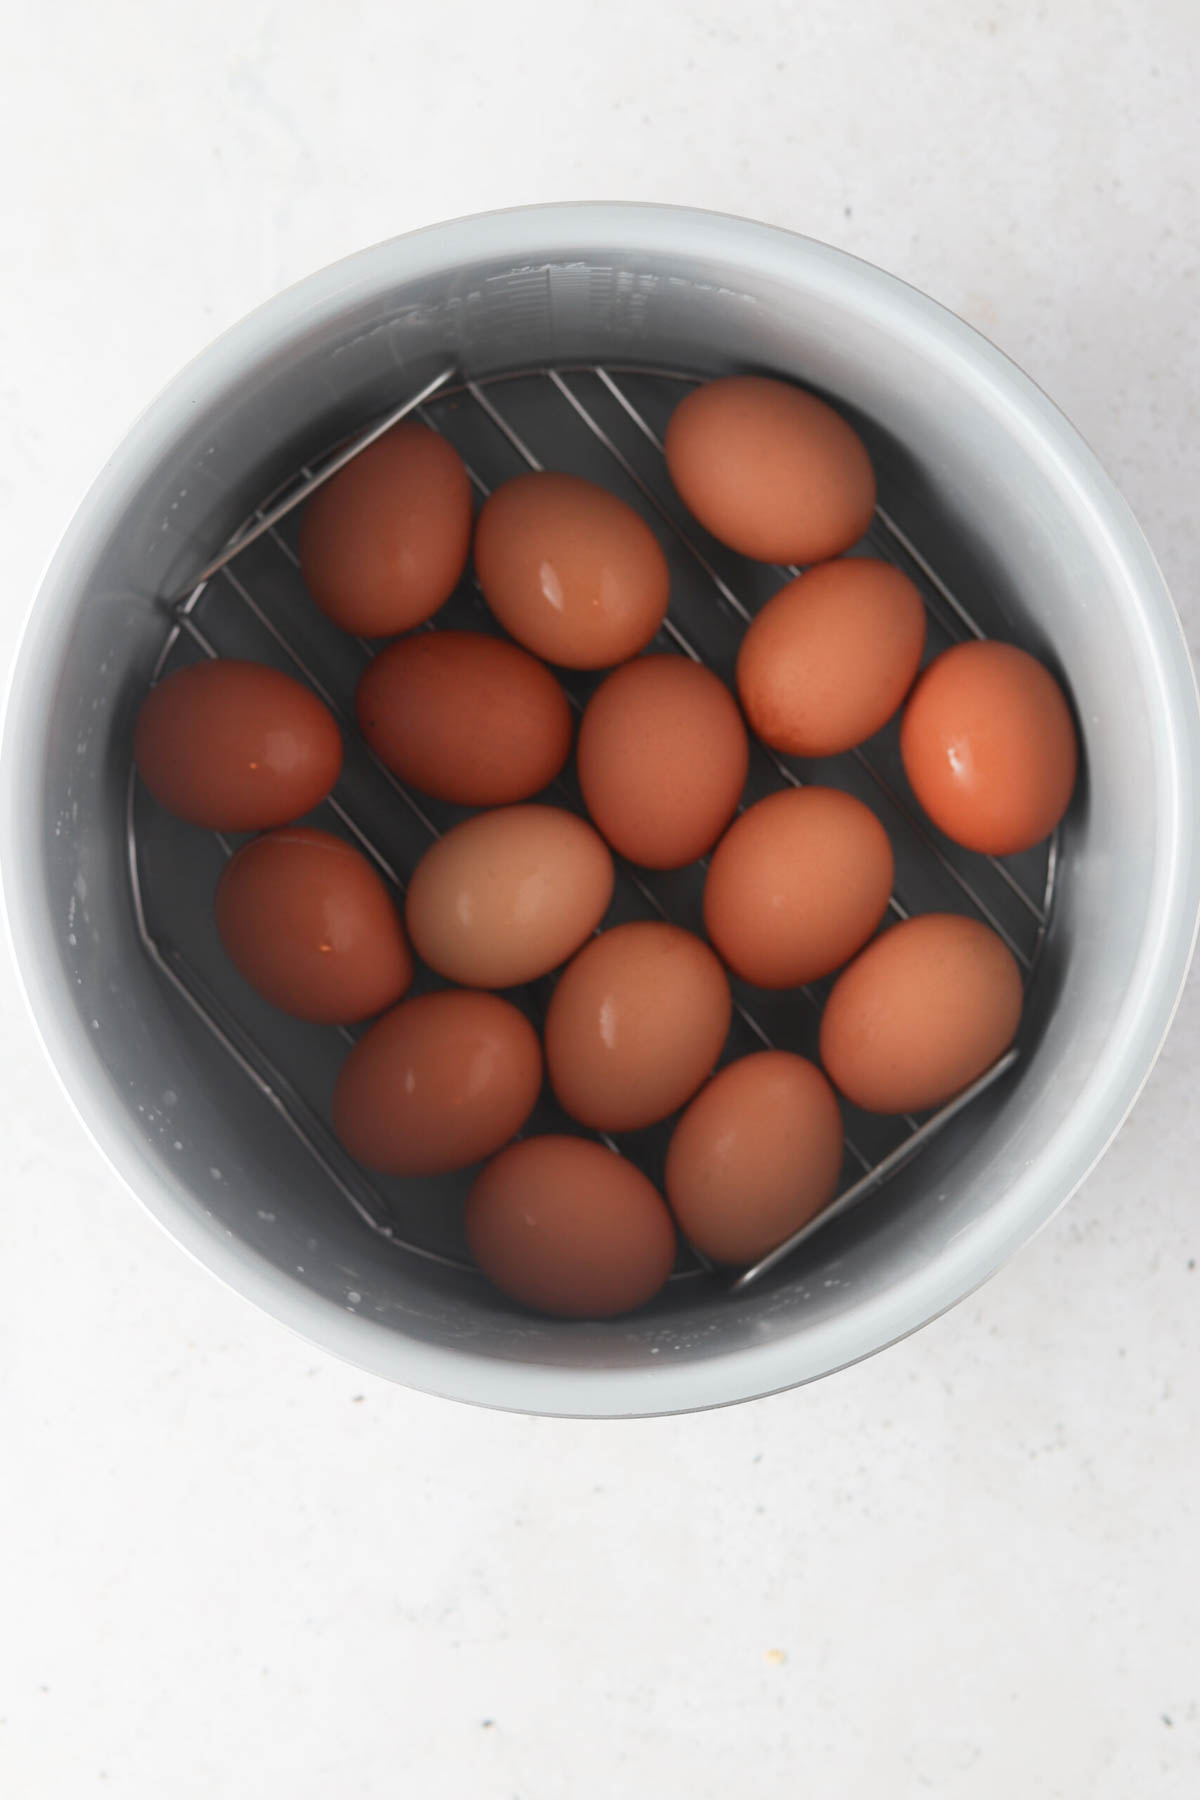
[737,559,927,757]
[214,827,411,1023]
[576,655,749,869]
[473,471,669,668]
[298,422,472,637]
[664,375,876,565]
[356,630,572,805]
[704,788,893,988]
[466,1136,677,1318]
[405,805,614,989]
[900,641,1078,854]
[665,1053,844,1265]
[332,990,541,1175]
[820,912,1023,1114]
[545,922,731,1132]
[134,658,342,831]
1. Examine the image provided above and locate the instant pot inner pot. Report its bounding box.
[44,244,1151,1378]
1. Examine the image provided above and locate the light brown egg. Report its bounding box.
[703,787,894,988]
[900,641,1078,854]
[332,990,542,1175]
[820,912,1023,1114]
[356,629,572,805]
[405,805,614,989]
[737,559,927,757]
[215,827,411,1023]
[665,1053,844,1265]
[298,421,472,637]
[576,655,749,869]
[466,1136,677,1318]
[473,471,669,668]
[664,375,876,565]
[544,922,732,1132]
[134,658,342,831]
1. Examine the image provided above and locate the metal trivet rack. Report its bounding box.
[129,362,1057,1296]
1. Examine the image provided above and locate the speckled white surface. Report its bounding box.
[2,3,1199,1794]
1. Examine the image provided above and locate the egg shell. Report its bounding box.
[133,658,342,832]
[405,805,614,989]
[576,654,749,869]
[356,629,572,805]
[545,921,732,1132]
[665,1052,844,1266]
[332,990,542,1175]
[737,558,927,757]
[473,471,669,668]
[819,912,1023,1114]
[900,640,1078,854]
[466,1136,677,1319]
[298,421,472,637]
[214,827,411,1024]
[703,787,894,989]
[664,375,876,565]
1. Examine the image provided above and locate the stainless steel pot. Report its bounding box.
[4,203,1197,1416]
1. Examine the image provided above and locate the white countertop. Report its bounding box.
[2,3,1198,1794]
